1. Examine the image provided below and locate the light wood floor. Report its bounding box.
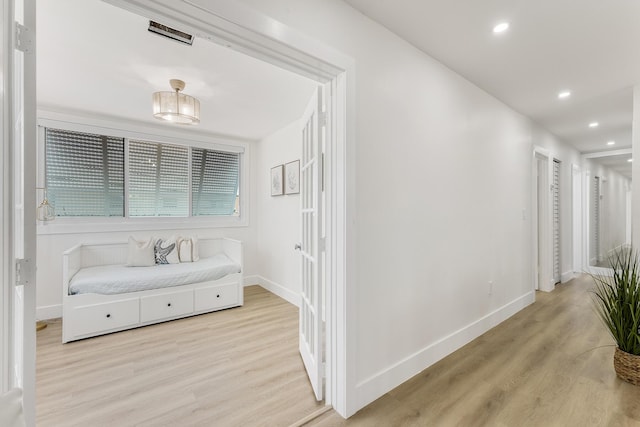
[36,285,323,426]
[309,275,640,427]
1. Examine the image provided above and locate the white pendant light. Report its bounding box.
[152,79,200,125]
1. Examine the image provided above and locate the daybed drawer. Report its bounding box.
[194,283,239,312]
[140,289,194,323]
[69,299,139,338]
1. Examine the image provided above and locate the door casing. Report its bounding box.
[532,147,554,292]
[104,0,356,417]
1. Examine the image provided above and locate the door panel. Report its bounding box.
[3,0,37,425]
[552,159,560,283]
[299,87,324,401]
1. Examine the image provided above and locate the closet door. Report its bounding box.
[552,159,561,283]
[297,87,324,401]
[593,176,601,263]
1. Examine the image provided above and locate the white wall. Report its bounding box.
[252,120,302,305]
[237,0,579,414]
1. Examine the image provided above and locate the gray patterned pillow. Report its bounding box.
[154,237,180,264]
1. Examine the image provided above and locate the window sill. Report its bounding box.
[36,216,248,236]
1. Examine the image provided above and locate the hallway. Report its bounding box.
[311,275,640,426]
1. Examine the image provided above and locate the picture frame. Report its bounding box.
[271,165,284,196]
[284,160,300,195]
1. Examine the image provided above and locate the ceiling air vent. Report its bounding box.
[148,21,194,45]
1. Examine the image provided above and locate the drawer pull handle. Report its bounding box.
[106,314,111,318]
[216,294,220,298]
[167,303,172,307]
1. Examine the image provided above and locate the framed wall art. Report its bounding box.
[271,165,284,196]
[284,160,300,195]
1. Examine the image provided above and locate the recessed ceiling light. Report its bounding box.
[493,22,510,33]
[628,158,633,163]
[589,122,599,128]
[558,91,571,99]
[607,141,616,146]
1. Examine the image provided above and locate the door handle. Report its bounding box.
[294,243,302,251]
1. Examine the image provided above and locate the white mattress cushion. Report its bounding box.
[69,254,241,295]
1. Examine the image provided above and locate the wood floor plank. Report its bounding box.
[36,285,323,427]
[308,275,640,427]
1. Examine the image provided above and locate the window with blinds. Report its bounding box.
[44,127,242,219]
[192,148,240,216]
[129,140,189,217]
[45,128,124,216]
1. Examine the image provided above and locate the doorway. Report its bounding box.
[21,0,351,422]
[572,164,582,273]
[583,150,632,272]
[552,158,561,284]
[533,149,554,292]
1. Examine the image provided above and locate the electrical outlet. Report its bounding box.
[488,280,493,295]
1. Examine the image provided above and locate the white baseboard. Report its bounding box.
[252,275,300,307]
[561,271,575,283]
[354,290,536,411]
[37,304,62,320]
[243,275,261,287]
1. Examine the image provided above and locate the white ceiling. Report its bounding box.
[37,0,640,177]
[344,0,640,160]
[591,153,633,180]
[37,0,318,141]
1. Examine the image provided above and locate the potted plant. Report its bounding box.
[591,245,640,385]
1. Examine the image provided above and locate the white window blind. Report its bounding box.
[129,140,189,217]
[45,128,124,216]
[192,148,240,216]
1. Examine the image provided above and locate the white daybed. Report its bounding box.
[62,238,243,343]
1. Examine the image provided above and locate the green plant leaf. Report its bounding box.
[589,246,640,356]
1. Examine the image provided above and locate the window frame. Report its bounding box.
[36,116,250,235]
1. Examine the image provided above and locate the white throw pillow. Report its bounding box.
[178,236,200,263]
[155,236,180,264]
[0,388,25,427]
[127,237,155,267]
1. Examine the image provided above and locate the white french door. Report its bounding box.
[1,0,37,425]
[298,87,324,401]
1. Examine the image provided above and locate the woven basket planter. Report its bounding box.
[614,347,640,386]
